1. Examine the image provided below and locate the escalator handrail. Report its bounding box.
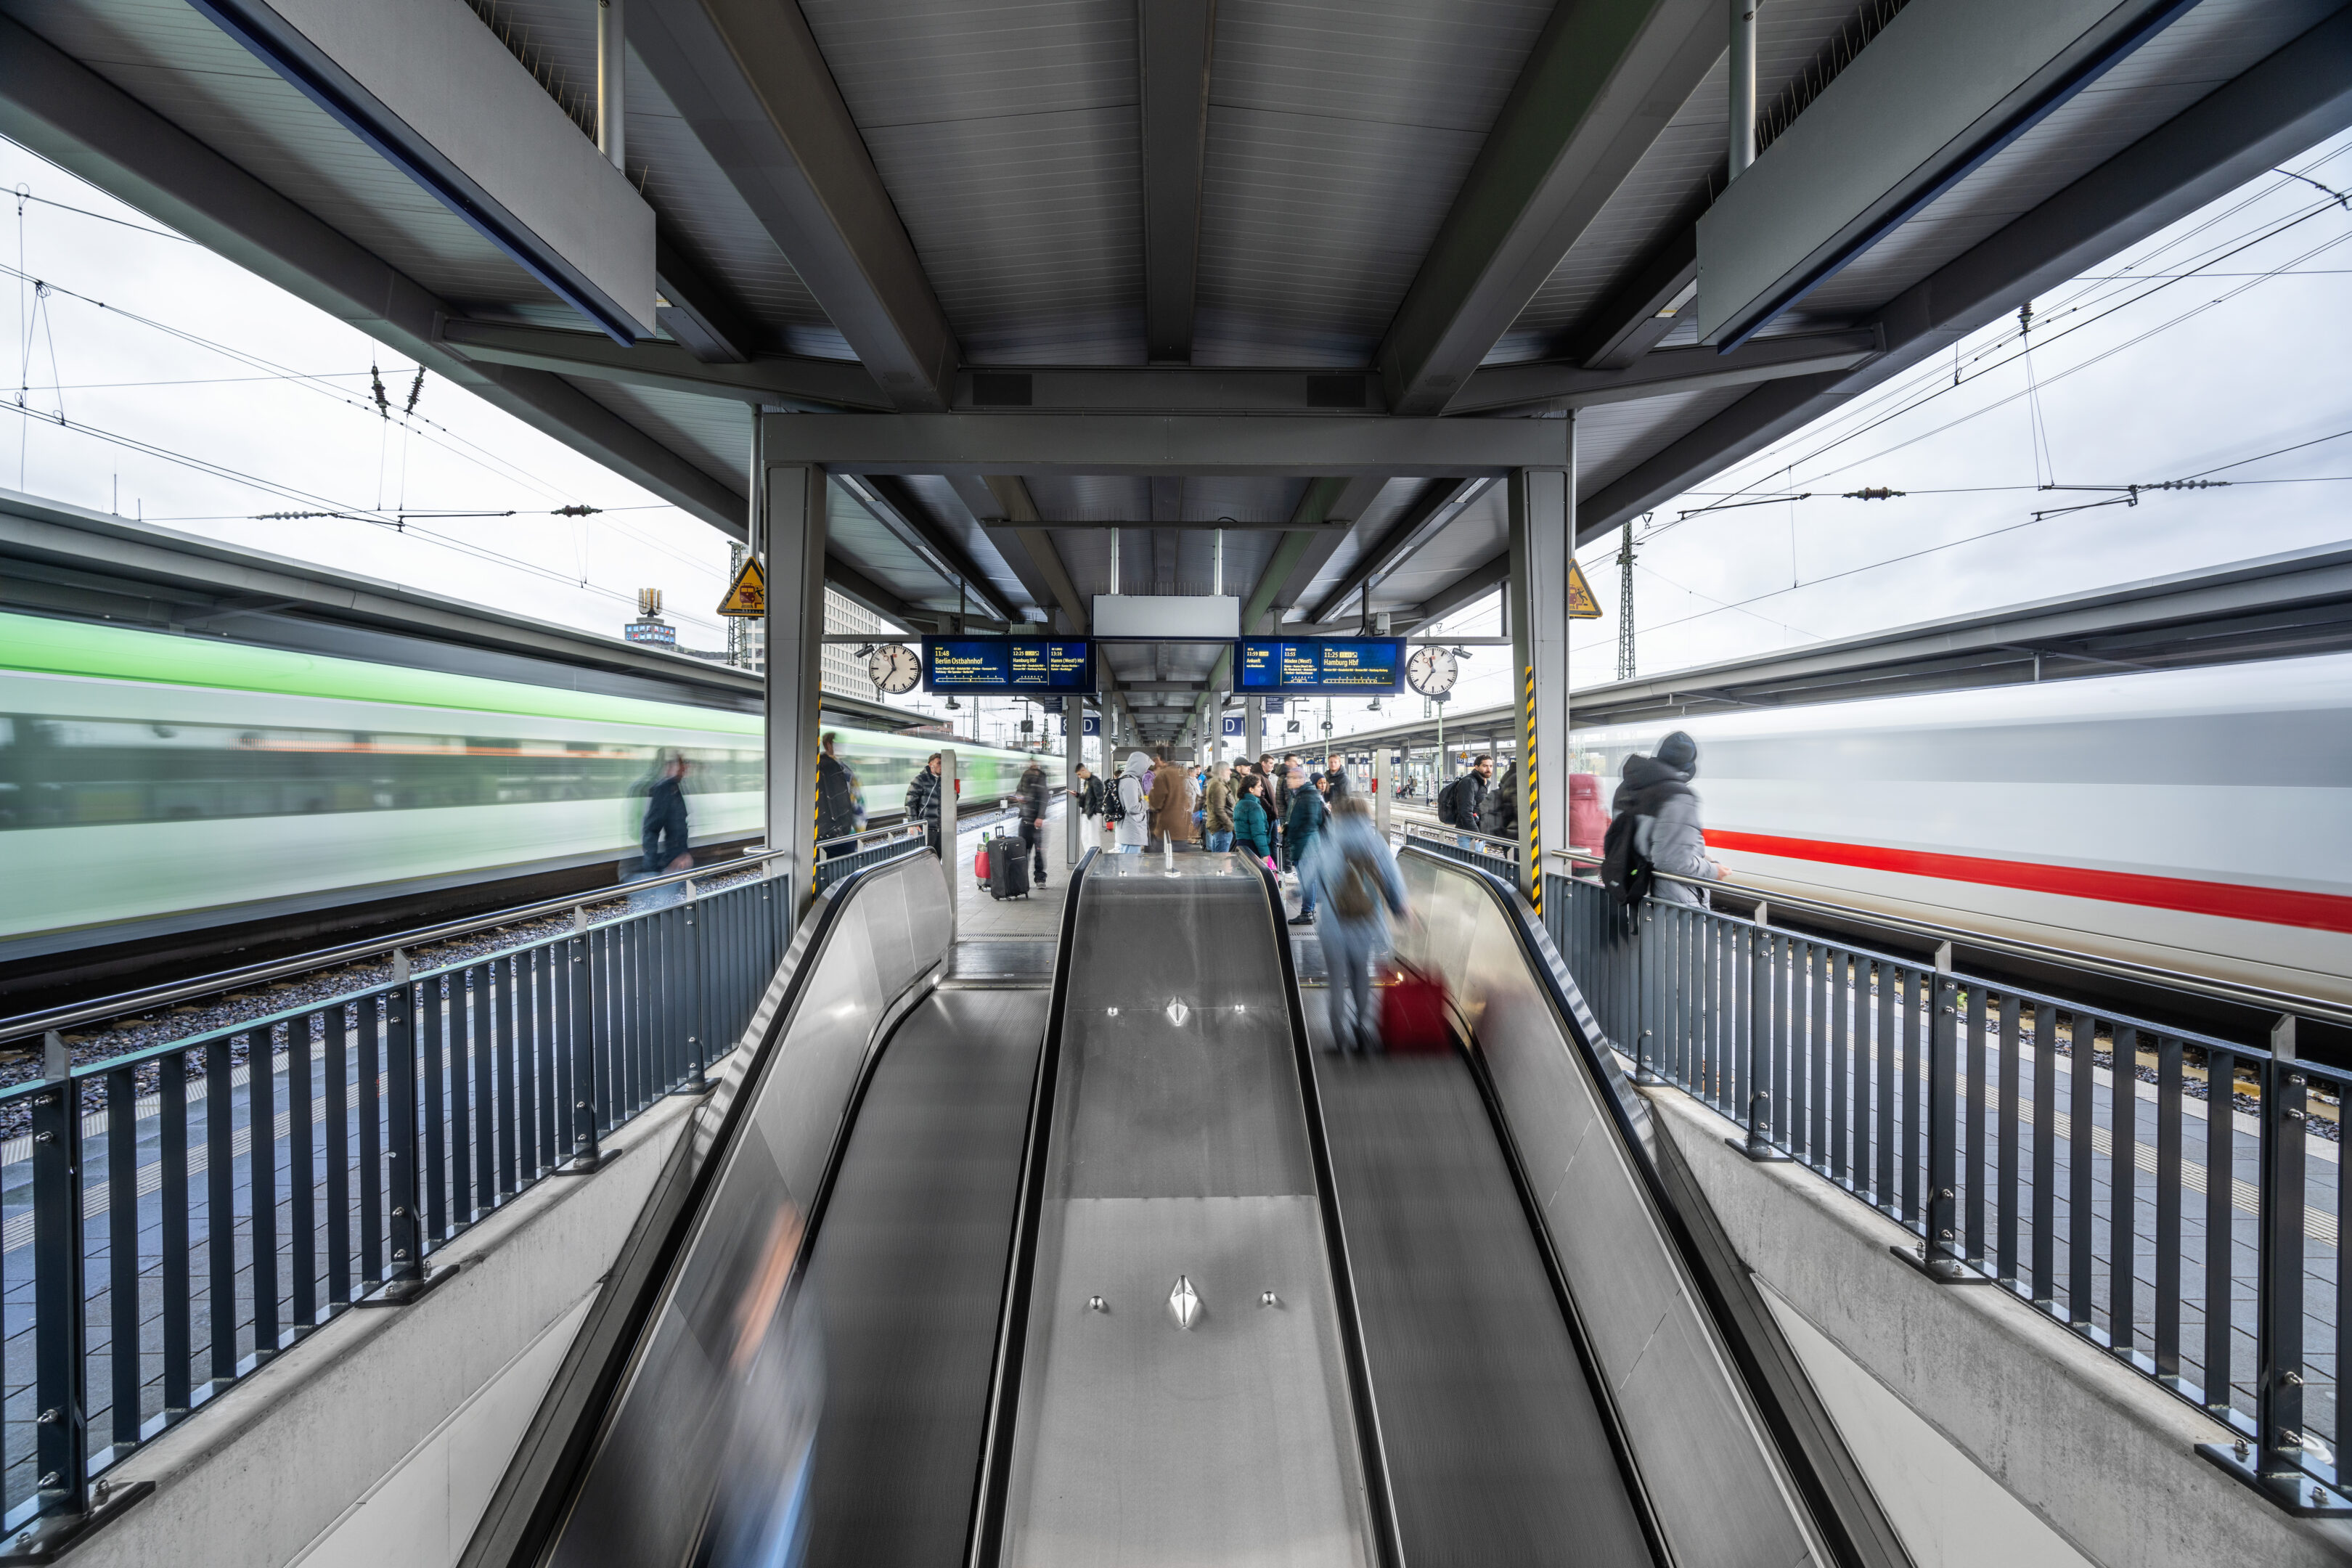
[1257,861,1407,1568]
[1397,846,1914,1568]
[962,846,1098,1568]
[460,850,947,1568]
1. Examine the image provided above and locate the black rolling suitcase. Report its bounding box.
[987,833,1031,899]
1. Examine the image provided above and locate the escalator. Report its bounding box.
[463,842,1904,1568]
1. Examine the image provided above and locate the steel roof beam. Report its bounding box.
[838,475,1021,626]
[1305,479,1486,625]
[1695,0,2195,348]
[1582,4,2352,537]
[438,320,891,408]
[759,415,1568,476]
[1564,225,1697,369]
[1373,0,1721,415]
[654,232,761,364]
[0,15,745,534]
[983,476,1093,634]
[1452,331,1880,416]
[632,0,962,410]
[1140,0,1217,362]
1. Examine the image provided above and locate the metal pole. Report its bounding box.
[1728,0,1757,181]
[1373,744,1391,838]
[1905,942,1983,1281]
[940,746,960,944]
[596,0,626,170]
[561,905,613,1173]
[2256,1013,2313,1498]
[1740,905,1788,1161]
[30,1029,86,1522]
[1065,696,1082,866]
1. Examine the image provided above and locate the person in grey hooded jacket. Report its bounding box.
[1611,730,1722,907]
[1113,750,1151,852]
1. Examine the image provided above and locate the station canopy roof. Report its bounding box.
[4,0,2346,743]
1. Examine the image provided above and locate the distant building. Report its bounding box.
[820,589,897,696]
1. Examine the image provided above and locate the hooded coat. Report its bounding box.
[1612,751,1718,906]
[1148,759,1193,844]
[1114,751,1151,847]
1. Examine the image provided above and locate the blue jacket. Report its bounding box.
[1299,814,1408,946]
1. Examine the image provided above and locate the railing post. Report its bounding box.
[30,1029,88,1521]
[364,953,450,1304]
[560,905,616,1173]
[1738,903,1787,1161]
[2202,1013,2348,1512]
[676,879,710,1096]
[1633,903,1663,1086]
[1900,943,1985,1282]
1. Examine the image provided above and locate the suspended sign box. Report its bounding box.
[1235,638,1403,695]
[921,637,1093,693]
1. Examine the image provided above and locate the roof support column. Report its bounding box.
[764,463,828,917]
[1506,420,1574,910]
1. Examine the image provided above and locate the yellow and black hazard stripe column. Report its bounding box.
[1522,663,1539,914]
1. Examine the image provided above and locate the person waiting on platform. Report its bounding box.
[1300,796,1408,1053]
[1438,754,1494,851]
[1201,761,1236,852]
[1148,746,1193,852]
[1233,771,1275,867]
[1284,765,1328,922]
[815,732,860,859]
[1114,751,1151,854]
[1610,730,1722,907]
[1071,762,1106,842]
[1017,758,1050,887]
[906,751,947,857]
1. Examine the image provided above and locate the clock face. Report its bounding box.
[868,642,922,695]
[1404,645,1458,696]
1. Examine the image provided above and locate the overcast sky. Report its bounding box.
[7,123,2349,743]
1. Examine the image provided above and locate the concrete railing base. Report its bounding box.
[1643,1084,2352,1568]
[59,1090,701,1568]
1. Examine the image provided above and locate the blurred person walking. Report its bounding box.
[1284,764,1328,924]
[1018,757,1051,887]
[1300,796,1408,1053]
[642,752,693,875]
[814,732,860,859]
[906,752,947,857]
[1607,730,1723,907]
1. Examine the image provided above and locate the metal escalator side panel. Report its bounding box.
[963,845,1096,1568]
[989,854,1381,1568]
[1394,849,1836,1568]
[461,851,952,1568]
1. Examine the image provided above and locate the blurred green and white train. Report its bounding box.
[0,611,1059,953]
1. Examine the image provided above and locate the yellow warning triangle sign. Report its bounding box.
[716,555,767,617]
[1566,558,1603,619]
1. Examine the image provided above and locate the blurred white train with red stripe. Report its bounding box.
[1567,651,2352,1006]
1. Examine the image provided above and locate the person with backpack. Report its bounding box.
[1605,730,1722,907]
[1070,763,1106,842]
[1232,772,1275,866]
[1017,759,1051,886]
[1300,796,1409,1053]
[1112,750,1150,853]
[1437,755,1493,849]
[1477,759,1518,841]
[1283,765,1328,924]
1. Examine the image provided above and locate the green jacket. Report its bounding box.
[1203,775,1237,831]
[1233,793,1275,860]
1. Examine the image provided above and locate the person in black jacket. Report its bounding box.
[906,752,946,856]
[1070,763,1105,843]
[814,732,860,857]
[1018,759,1050,886]
[642,753,691,874]
[1439,754,1494,849]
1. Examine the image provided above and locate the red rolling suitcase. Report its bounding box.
[1381,965,1451,1054]
[973,842,992,891]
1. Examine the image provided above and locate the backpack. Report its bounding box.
[1437,775,1465,827]
[1599,809,1652,909]
[1331,836,1384,920]
[1101,775,1127,823]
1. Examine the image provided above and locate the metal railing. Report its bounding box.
[1397,819,1518,881]
[1543,859,2347,1517]
[0,836,928,1541]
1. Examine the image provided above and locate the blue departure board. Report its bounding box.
[1234,638,1402,694]
[921,637,1093,693]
